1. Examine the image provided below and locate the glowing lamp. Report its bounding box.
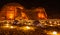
[52,31,57,35]
[20,26,35,31]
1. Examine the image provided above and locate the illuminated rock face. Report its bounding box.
[1,3,28,20]
[6,6,17,20]
[1,3,47,20]
[34,7,47,20]
[21,12,28,20]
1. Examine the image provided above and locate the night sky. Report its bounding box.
[0,0,60,18]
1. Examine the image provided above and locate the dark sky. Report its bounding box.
[0,0,60,18]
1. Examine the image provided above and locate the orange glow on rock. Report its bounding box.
[7,12,14,19]
[8,14,14,19]
[21,12,28,20]
[19,7,24,10]
[6,6,17,20]
[38,13,46,19]
[35,7,47,19]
